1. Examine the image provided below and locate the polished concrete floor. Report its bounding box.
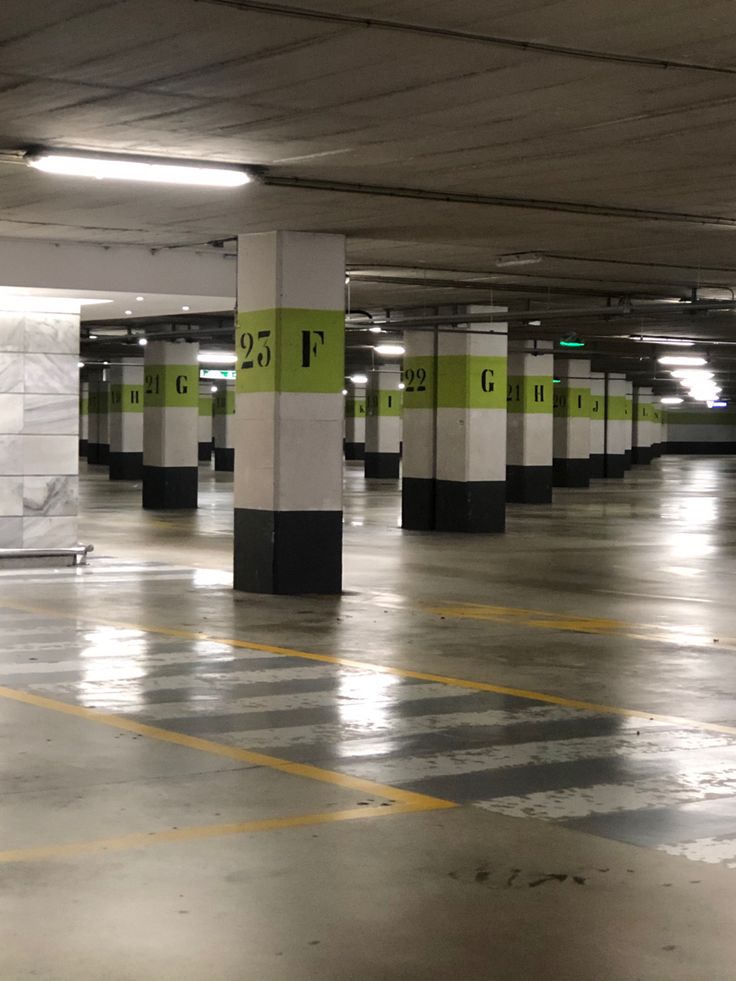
[3,455,736,979]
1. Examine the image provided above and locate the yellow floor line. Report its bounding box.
[0,804,426,864]
[0,684,454,813]
[423,601,736,651]
[2,598,736,738]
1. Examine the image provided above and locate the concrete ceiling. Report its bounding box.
[5,0,736,391]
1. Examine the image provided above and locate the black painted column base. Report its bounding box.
[553,458,591,488]
[79,438,88,459]
[142,466,198,509]
[198,442,213,462]
[402,477,436,530]
[234,508,342,594]
[98,444,110,466]
[506,465,553,504]
[589,453,605,478]
[109,451,143,481]
[623,449,632,470]
[435,480,506,532]
[364,452,400,478]
[86,443,100,464]
[632,446,653,464]
[214,447,235,472]
[603,454,626,478]
[344,442,365,461]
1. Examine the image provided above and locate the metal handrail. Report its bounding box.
[0,544,94,566]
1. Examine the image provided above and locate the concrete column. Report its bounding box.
[198,383,213,462]
[108,360,144,480]
[401,329,435,529]
[365,368,402,478]
[603,373,627,477]
[506,341,553,503]
[401,312,508,532]
[79,380,88,458]
[589,372,605,478]
[142,341,199,509]
[97,379,110,466]
[553,358,591,487]
[632,386,654,463]
[234,230,344,594]
[213,381,235,472]
[0,307,79,548]
[86,374,102,464]
[651,403,663,458]
[624,380,633,469]
[344,384,366,460]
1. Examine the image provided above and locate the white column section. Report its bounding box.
[0,308,79,549]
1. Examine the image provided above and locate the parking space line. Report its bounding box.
[0,805,422,865]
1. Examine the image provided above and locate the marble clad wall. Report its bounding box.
[0,311,80,548]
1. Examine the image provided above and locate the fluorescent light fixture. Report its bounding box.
[369,326,383,334]
[210,385,218,393]
[496,252,543,267]
[26,150,252,187]
[182,305,190,311]
[398,382,406,390]
[138,337,148,346]
[659,355,707,366]
[631,335,694,347]
[198,352,237,365]
[88,334,98,340]
[78,361,85,368]
[374,343,405,356]
[349,374,368,384]
[660,396,683,405]
[136,296,144,301]
[125,309,133,315]
[528,320,542,327]
[671,369,714,379]
[342,388,348,395]
[708,401,728,408]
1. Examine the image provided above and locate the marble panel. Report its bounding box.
[23,475,78,517]
[24,354,78,396]
[0,394,23,435]
[0,435,22,475]
[23,395,77,435]
[0,353,23,393]
[24,314,79,354]
[21,435,77,475]
[0,476,22,516]
[0,516,22,547]
[22,515,78,548]
[0,314,24,352]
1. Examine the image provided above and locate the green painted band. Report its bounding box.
[402,355,507,410]
[144,365,198,408]
[366,390,402,417]
[109,384,144,413]
[198,396,212,416]
[236,308,344,394]
[553,386,590,418]
[345,397,366,418]
[606,395,628,421]
[79,398,89,415]
[506,374,553,414]
[214,390,235,415]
